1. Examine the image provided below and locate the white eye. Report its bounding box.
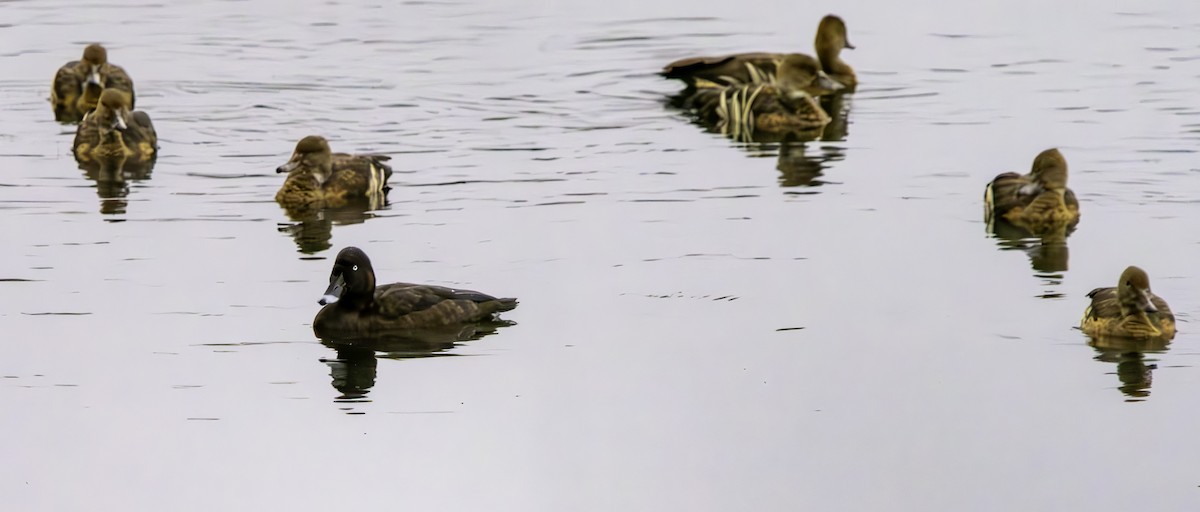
[352,265,358,271]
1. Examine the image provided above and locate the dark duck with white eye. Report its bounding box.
[313,247,518,338]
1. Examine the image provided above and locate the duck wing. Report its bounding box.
[1083,287,1120,319]
[105,64,136,108]
[72,113,101,159]
[375,283,517,325]
[663,53,781,87]
[52,61,83,106]
[328,153,393,198]
[984,172,1031,215]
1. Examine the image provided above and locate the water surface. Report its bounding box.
[3,0,1200,510]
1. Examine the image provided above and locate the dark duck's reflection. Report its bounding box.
[984,149,1079,277]
[319,322,513,401]
[274,135,393,254]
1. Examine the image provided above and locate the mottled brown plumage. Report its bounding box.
[984,148,1080,235]
[662,15,855,91]
[275,135,393,216]
[313,247,518,338]
[72,89,157,165]
[1081,266,1175,340]
[51,43,136,123]
[686,55,832,141]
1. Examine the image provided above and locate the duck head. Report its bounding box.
[81,43,108,89]
[777,53,842,94]
[277,135,334,184]
[815,15,854,56]
[1117,266,1158,315]
[1019,148,1068,196]
[319,246,376,306]
[94,88,130,135]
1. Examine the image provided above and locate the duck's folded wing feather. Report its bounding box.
[1084,287,1120,319]
[374,283,515,324]
[105,66,136,107]
[985,172,1030,213]
[52,63,82,104]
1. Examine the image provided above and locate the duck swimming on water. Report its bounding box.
[314,247,518,338]
[662,14,856,91]
[984,148,1080,235]
[275,135,393,214]
[1081,266,1175,340]
[51,43,136,123]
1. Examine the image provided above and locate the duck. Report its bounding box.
[686,54,832,141]
[72,89,157,165]
[313,246,518,337]
[984,148,1080,235]
[275,136,394,214]
[662,14,856,91]
[1081,266,1175,340]
[51,43,136,123]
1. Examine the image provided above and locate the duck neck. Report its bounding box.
[816,47,845,74]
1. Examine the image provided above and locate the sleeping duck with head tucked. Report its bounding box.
[275,135,394,216]
[984,148,1080,235]
[1081,266,1175,340]
[313,246,518,338]
[52,43,136,123]
[662,14,856,92]
[72,89,157,165]
[686,54,833,141]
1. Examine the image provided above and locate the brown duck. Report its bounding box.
[51,44,136,123]
[275,135,393,215]
[984,148,1080,235]
[1081,266,1175,340]
[687,54,832,141]
[662,14,856,91]
[72,89,157,165]
[314,246,518,337]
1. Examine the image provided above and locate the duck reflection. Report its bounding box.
[775,138,847,188]
[319,322,512,401]
[1086,335,1170,401]
[76,157,155,215]
[986,218,1072,275]
[668,88,851,145]
[277,201,380,254]
[818,93,851,142]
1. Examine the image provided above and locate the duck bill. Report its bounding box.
[319,274,345,305]
[1139,291,1158,313]
[814,72,844,92]
[87,66,102,87]
[844,40,855,50]
[111,114,127,131]
[276,159,300,174]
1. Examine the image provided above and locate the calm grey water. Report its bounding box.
[3,0,1200,509]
